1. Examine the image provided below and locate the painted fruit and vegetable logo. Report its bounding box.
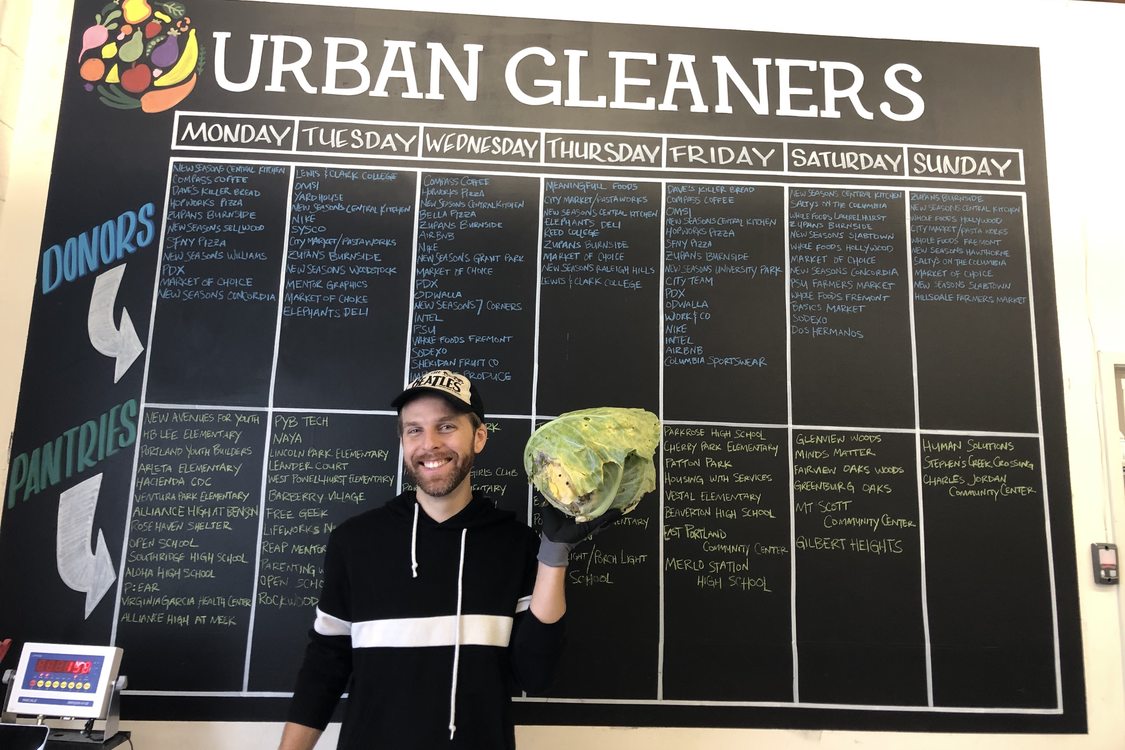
[77,0,205,113]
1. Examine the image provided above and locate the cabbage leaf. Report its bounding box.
[523,407,661,521]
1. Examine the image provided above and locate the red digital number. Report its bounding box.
[34,658,92,675]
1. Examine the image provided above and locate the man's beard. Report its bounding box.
[405,450,476,498]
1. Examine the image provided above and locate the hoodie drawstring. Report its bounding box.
[410,503,420,578]
[409,500,468,740]
[448,528,467,740]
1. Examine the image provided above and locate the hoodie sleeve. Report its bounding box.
[286,527,354,729]
[508,532,566,695]
[510,610,566,694]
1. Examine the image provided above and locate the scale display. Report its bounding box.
[24,654,100,695]
[6,644,121,720]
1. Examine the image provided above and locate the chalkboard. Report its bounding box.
[0,1,1084,735]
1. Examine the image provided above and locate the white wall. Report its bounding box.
[1,1,1123,748]
[0,0,27,211]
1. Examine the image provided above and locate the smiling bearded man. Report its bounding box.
[279,369,621,750]
[399,389,484,504]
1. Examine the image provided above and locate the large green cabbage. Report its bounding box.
[523,407,661,521]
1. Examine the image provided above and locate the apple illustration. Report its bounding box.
[120,62,152,94]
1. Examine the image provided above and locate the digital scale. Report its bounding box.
[1,643,129,748]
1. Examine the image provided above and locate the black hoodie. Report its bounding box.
[287,491,564,749]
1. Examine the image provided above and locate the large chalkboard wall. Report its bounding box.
[0,0,1084,734]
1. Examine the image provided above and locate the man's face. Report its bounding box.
[399,394,487,499]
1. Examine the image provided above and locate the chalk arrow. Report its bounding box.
[56,474,117,619]
[88,264,144,383]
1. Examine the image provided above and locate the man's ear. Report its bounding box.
[474,422,488,454]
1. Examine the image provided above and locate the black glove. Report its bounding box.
[537,503,623,567]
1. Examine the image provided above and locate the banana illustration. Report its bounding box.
[155,29,198,88]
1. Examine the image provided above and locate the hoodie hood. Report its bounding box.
[387,490,514,531]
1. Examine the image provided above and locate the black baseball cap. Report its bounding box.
[392,370,486,423]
